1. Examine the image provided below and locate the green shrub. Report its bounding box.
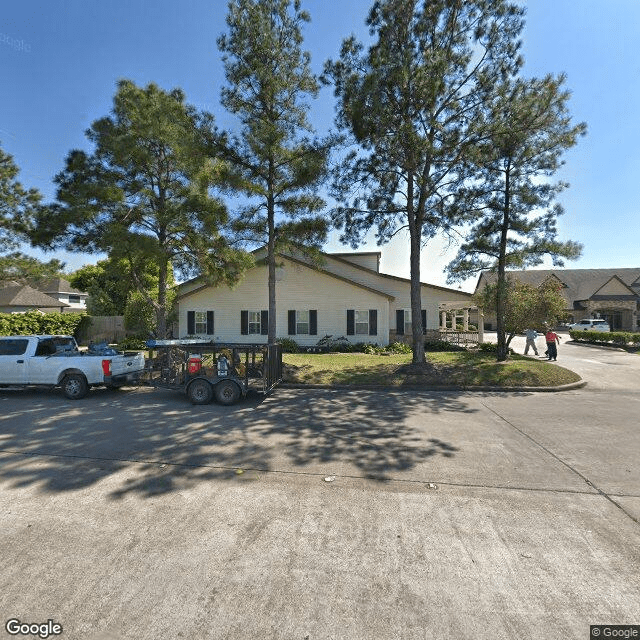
[116,334,149,351]
[570,330,640,346]
[314,335,353,352]
[0,311,86,337]
[276,337,300,353]
[478,341,514,355]
[387,341,412,354]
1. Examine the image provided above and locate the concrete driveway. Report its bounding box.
[0,339,638,640]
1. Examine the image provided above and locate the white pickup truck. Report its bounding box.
[0,335,145,399]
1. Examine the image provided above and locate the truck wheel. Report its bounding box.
[187,379,213,405]
[62,374,89,400]
[214,380,241,406]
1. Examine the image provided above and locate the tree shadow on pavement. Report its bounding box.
[0,385,477,498]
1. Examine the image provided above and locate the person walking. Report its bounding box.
[524,328,539,355]
[545,328,561,361]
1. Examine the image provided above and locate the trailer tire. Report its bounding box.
[187,379,213,405]
[214,380,241,406]
[61,374,89,400]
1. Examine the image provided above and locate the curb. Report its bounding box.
[279,379,587,393]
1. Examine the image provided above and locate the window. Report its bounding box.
[194,311,208,335]
[355,310,369,335]
[241,310,268,336]
[396,309,427,335]
[68,294,81,304]
[187,311,214,335]
[0,339,28,356]
[296,310,309,334]
[347,309,377,336]
[248,311,261,334]
[288,310,317,335]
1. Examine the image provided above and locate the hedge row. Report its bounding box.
[0,311,87,338]
[569,329,640,346]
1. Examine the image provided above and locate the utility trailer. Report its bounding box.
[143,340,282,405]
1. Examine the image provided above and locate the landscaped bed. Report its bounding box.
[282,351,582,388]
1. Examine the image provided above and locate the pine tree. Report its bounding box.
[324,0,525,363]
[447,74,586,360]
[0,143,40,257]
[31,80,250,337]
[217,0,333,343]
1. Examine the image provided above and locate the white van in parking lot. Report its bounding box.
[569,319,611,332]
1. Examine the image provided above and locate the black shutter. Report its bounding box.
[369,309,377,335]
[421,309,427,335]
[309,310,317,335]
[260,310,268,335]
[396,310,404,334]
[206,311,214,335]
[241,310,248,335]
[346,310,355,335]
[288,310,296,335]
[187,311,195,335]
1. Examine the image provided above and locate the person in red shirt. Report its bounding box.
[545,329,561,361]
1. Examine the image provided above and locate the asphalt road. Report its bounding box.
[0,337,638,640]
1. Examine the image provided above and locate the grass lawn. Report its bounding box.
[282,351,581,388]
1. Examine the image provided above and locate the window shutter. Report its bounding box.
[187,311,195,335]
[241,310,248,335]
[206,311,214,335]
[369,309,377,335]
[309,310,317,335]
[346,310,355,335]
[396,310,404,334]
[288,310,296,335]
[261,310,268,335]
[421,309,427,335]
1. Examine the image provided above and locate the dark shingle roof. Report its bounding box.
[476,268,640,307]
[36,278,86,295]
[0,283,69,308]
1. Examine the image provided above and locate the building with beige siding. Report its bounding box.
[177,250,474,346]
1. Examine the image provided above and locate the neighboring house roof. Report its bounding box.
[0,283,69,308]
[36,278,86,296]
[476,268,640,309]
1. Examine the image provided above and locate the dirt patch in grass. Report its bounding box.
[283,352,581,388]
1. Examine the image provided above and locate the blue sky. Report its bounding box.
[1,0,638,292]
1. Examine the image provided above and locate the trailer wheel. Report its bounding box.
[214,380,241,406]
[187,379,213,405]
[61,374,89,400]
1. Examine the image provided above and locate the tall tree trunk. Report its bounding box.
[407,174,425,364]
[157,255,168,339]
[496,164,511,361]
[267,159,276,344]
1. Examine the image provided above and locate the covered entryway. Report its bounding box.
[438,302,483,344]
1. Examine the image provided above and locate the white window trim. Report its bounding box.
[354,310,369,335]
[248,311,261,335]
[296,310,310,335]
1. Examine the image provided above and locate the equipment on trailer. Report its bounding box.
[143,340,282,405]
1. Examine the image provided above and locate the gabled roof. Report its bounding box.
[476,268,640,307]
[177,251,395,301]
[590,275,639,300]
[178,246,473,301]
[0,283,69,308]
[36,278,86,295]
[323,252,473,297]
